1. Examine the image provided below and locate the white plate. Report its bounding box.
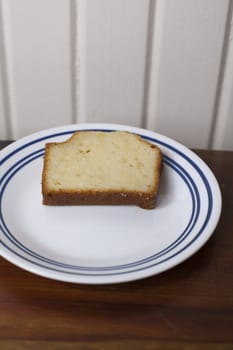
[0,123,222,284]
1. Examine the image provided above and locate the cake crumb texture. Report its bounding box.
[42,131,162,209]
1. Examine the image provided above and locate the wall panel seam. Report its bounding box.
[0,0,12,139]
[75,0,86,123]
[144,0,165,132]
[208,0,233,149]
[70,0,78,125]
[141,0,156,129]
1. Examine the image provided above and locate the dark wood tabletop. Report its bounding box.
[0,141,232,350]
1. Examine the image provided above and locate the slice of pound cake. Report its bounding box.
[42,131,162,209]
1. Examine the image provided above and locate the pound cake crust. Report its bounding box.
[42,131,162,209]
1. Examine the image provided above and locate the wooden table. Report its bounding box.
[0,141,232,350]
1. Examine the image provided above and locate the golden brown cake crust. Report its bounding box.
[42,189,158,209]
[42,131,162,209]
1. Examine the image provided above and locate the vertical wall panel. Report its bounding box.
[212,3,233,150]
[146,0,229,149]
[0,0,10,139]
[77,0,150,127]
[0,59,8,139]
[2,0,73,139]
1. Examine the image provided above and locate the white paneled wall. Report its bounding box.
[0,0,73,139]
[212,0,233,150]
[0,0,233,150]
[146,0,230,149]
[79,0,150,127]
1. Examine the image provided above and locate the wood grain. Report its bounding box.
[0,143,232,349]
